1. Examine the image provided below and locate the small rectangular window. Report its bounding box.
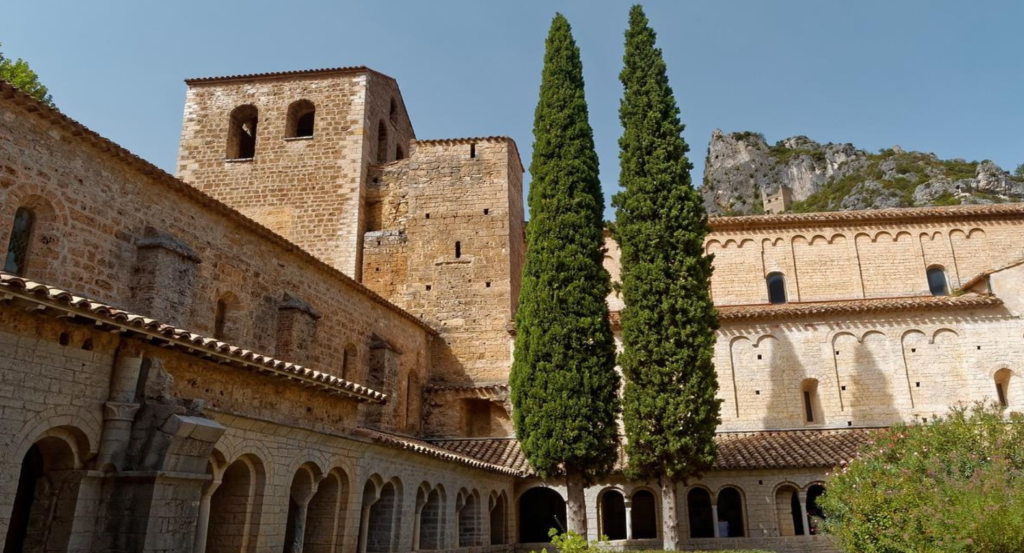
[803,391,814,422]
[470,143,476,158]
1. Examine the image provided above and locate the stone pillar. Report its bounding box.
[96,350,143,471]
[798,491,810,537]
[711,504,720,538]
[412,508,422,551]
[624,497,633,540]
[358,507,371,553]
[193,478,223,553]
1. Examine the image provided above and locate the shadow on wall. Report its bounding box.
[763,330,805,429]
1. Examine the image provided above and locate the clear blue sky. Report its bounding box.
[3,1,1022,219]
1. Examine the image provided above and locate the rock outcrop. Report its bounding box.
[700,129,1024,215]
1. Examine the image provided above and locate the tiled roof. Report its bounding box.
[356,429,526,476]
[184,65,394,85]
[0,273,387,403]
[429,438,532,474]
[428,429,880,475]
[715,294,1003,322]
[709,202,1024,230]
[958,257,1024,291]
[424,383,508,394]
[713,428,880,470]
[0,79,436,337]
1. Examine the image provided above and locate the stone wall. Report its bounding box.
[0,89,430,428]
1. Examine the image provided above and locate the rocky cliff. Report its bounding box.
[700,129,1024,216]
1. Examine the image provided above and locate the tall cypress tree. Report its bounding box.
[510,13,619,537]
[613,5,721,549]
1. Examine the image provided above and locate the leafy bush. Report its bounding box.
[531,530,605,553]
[819,403,1024,552]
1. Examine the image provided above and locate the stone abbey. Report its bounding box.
[0,66,1022,553]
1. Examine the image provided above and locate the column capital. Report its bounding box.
[104,401,140,421]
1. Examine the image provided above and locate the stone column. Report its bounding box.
[96,350,143,471]
[193,478,223,553]
[624,497,633,540]
[798,491,810,537]
[711,504,720,538]
[412,507,422,551]
[358,506,371,553]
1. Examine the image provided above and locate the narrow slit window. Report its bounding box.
[377,120,388,163]
[214,299,228,340]
[803,391,814,422]
[455,241,462,259]
[389,98,398,124]
[927,266,949,296]
[766,272,787,304]
[4,207,35,275]
[996,382,1007,407]
[995,368,1012,408]
[470,143,476,158]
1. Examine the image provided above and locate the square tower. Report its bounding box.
[175,67,415,278]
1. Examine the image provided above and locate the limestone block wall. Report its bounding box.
[715,306,1024,432]
[0,94,431,426]
[704,215,1024,305]
[175,69,415,278]
[362,138,525,386]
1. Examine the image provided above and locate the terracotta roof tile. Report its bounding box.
[184,65,394,85]
[709,202,1024,230]
[0,273,386,403]
[429,429,880,475]
[356,429,526,476]
[0,79,436,336]
[715,294,1002,322]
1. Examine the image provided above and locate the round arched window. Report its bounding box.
[766,272,787,304]
[927,266,949,296]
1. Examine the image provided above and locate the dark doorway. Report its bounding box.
[518,488,566,543]
[687,488,714,538]
[600,490,626,540]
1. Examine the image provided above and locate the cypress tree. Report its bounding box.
[613,5,721,549]
[510,13,619,537]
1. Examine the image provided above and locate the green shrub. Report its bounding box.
[531,529,605,553]
[932,192,962,206]
[819,403,1024,553]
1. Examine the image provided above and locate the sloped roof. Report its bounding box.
[715,293,1003,321]
[709,202,1024,230]
[184,65,394,85]
[0,273,386,403]
[356,429,526,476]
[428,428,880,475]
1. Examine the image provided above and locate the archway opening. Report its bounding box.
[806,485,826,536]
[304,470,347,553]
[717,487,745,538]
[631,490,658,539]
[599,490,626,540]
[227,105,258,159]
[457,491,479,547]
[686,488,714,539]
[4,437,82,553]
[366,481,397,552]
[418,487,442,550]
[489,493,507,545]
[518,488,566,543]
[207,458,261,553]
[775,485,804,536]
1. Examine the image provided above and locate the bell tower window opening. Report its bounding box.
[4,207,35,276]
[227,105,259,159]
[285,99,315,138]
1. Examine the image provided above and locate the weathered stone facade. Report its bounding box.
[2,63,1024,553]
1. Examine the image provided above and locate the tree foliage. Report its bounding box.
[509,13,620,483]
[0,43,53,106]
[820,403,1024,553]
[613,4,720,484]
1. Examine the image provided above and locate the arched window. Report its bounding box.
[304,469,349,553]
[227,105,259,159]
[4,207,35,275]
[208,456,266,552]
[806,484,826,535]
[286,99,315,138]
[927,266,949,296]
[214,299,228,340]
[518,488,566,543]
[995,368,1012,408]
[376,120,388,163]
[361,480,399,553]
[631,489,657,539]
[717,487,745,538]
[686,488,714,538]
[766,272,787,304]
[389,98,398,124]
[457,490,479,547]
[801,378,822,425]
[6,435,82,553]
[599,490,626,540]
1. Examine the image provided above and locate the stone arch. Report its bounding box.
[517,486,566,543]
[6,408,99,470]
[488,490,508,546]
[414,482,441,551]
[630,488,658,539]
[774,483,804,537]
[206,454,267,553]
[3,192,66,281]
[715,486,746,538]
[304,467,350,553]
[456,488,481,547]
[597,487,627,540]
[227,104,259,159]
[283,463,320,553]
[360,476,401,553]
[685,486,713,538]
[4,430,86,553]
[286,99,316,138]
